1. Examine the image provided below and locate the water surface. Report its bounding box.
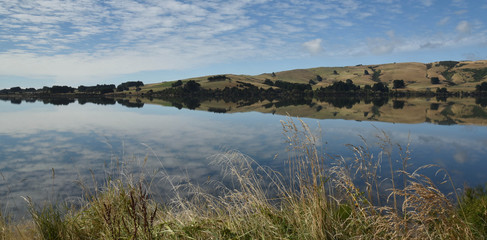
[1,99,486,218]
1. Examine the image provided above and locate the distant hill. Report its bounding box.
[143,60,487,92]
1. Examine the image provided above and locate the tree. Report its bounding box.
[431,77,440,84]
[50,85,75,94]
[316,75,323,82]
[78,85,87,92]
[172,80,183,87]
[476,82,487,92]
[208,75,227,82]
[42,86,50,93]
[436,87,448,94]
[116,81,144,92]
[9,87,22,93]
[116,84,128,92]
[392,80,405,89]
[183,80,201,92]
[133,81,144,87]
[372,82,389,92]
[371,69,381,82]
[364,70,369,75]
[437,61,459,69]
[393,100,405,109]
[430,103,439,110]
[274,80,311,91]
[263,79,274,86]
[317,80,359,92]
[78,84,115,94]
[183,98,200,110]
[99,84,115,94]
[333,70,338,75]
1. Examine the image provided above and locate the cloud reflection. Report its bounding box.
[1,102,487,218]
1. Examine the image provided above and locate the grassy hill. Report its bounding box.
[141,60,487,93]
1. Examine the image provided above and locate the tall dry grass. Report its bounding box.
[278,118,476,239]
[2,117,484,239]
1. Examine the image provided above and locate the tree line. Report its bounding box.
[2,78,487,111]
[0,81,144,95]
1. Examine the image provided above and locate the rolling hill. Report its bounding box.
[142,60,487,92]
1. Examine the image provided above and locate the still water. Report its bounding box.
[1,99,486,218]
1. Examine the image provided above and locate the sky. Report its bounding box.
[0,0,486,89]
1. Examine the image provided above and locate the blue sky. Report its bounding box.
[0,0,486,89]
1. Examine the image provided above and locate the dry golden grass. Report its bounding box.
[142,60,487,93]
[138,60,487,94]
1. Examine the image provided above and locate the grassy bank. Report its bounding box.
[1,118,486,239]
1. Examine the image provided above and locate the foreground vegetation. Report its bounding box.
[1,119,486,239]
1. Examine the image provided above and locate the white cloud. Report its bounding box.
[374,0,395,3]
[386,30,395,38]
[334,19,354,27]
[367,31,403,55]
[437,17,450,25]
[456,20,471,34]
[0,0,486,86]
[368,42,395,55]
[451,0,467,7]
[420,0,434,7]
[420,41,444,49]
[0,0,276,84]
[463,52,483,61]
[0,38,261,85]
[302,39,324,55]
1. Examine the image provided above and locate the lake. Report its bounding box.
[1,97,487,218]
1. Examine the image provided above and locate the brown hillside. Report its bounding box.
[143,60,487,92]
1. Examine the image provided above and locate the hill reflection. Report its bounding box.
[1,95,487,125]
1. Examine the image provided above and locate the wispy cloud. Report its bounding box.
[367,30,404,55]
